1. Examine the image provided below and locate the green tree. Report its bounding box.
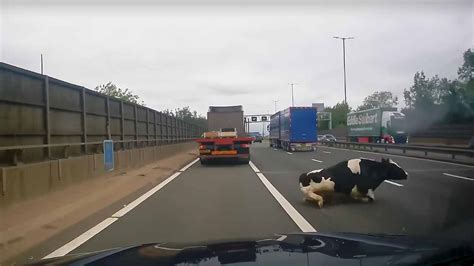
[357,91,398,111]
[94,82,145,105]
[402,49,474,128]
[325,102,351,128]
[458,49,473,82]
[403,71,437,110]
[163,106,207,130]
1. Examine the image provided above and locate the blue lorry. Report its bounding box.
[269,107,318,151]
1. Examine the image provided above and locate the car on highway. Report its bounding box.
[319,134,337,143]
[248,132,263,143]
[33,232,474,265]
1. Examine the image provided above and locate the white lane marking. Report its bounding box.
[319,146,474,169]
[273,148,278,151]
[255,172,316,232]
[311,159,323,163]
[112,171,183,218]
[384,180,404,187]
[249,161,316,232]
[286,152,293,155]
[322,151,331,154]
[249,161,261,173]
[44,158,200,259]
[443,173,473,181]
[43,218,118,259]
[179,158,200,172]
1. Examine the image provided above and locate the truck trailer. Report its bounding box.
[196,106,252,164]
[270,107,318,152]
[347,107,408,144]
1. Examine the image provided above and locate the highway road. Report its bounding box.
[44,141,474,259]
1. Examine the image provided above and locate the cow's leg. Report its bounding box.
[367,189,375,201]
[307,190,324,208]
[350,186,372,203]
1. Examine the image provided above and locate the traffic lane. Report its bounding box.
[284,144,474,182]
[250,143,474,240]
[72,161,299,253]
[251,144,424,234]
[313,145,474,240]
[316,145,474,176]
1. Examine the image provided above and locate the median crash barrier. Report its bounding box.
[320,141,474,161]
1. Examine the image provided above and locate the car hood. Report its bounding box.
[31,232,474,265]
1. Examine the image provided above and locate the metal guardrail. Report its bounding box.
[0,137,197,166]
[320,141,474,160]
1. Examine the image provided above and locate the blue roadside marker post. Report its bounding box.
[103,140,114,171]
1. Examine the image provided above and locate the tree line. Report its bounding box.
[93,83,206,129]
[322,48,473,131]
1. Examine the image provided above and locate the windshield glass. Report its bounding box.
[1,0,473,265]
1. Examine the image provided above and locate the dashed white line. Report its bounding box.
[322,151,331,154]
[43,218,118,259]
[311,159,323,163]
[249,161,316,233]
[286,152,293,155]
[43,158,200,259]
[443,173,473,181]
[384,180,404,187]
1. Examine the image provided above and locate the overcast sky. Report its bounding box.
[1,0,472,128]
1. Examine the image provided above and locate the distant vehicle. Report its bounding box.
[34,232,474,265]
[248,132,263,143]
[320,134,337,143]
[196,106,252,164]
[347,107,408,144]
[270,107,318,152]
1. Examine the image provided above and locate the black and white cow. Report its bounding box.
[299,158,408,208]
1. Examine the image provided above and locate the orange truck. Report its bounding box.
[196,106,252,164]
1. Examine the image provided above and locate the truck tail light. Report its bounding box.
[241,143,250,148]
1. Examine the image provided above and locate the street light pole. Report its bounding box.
[273,100,279,113]
[289,83,297,106]
[333,36,354,104]
[40,54,44,75]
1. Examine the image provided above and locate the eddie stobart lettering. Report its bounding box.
[347,113,378,126]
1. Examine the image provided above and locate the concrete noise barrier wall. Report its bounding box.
[0,142,195,208]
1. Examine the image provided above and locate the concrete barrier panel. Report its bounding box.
[0,142,196,208]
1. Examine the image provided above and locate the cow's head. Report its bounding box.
[381,158,408,180]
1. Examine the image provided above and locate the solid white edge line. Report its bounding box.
[43,218,118,259]
[319,146,474,169]
[311,159,323,163]
[249,161,315,232]
[249,161,261,173]
[443,173,473,181]
[286,152,293,155]
[384,180,404,187]
[322,151,331,154]
[255,172,316,232]
[179,158,200,172]
[44,158,200,260]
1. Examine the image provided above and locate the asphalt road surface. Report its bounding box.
[45,141,474,258]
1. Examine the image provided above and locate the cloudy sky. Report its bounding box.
[1,0,472,124]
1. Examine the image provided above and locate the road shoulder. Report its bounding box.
[0,149,197,265]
